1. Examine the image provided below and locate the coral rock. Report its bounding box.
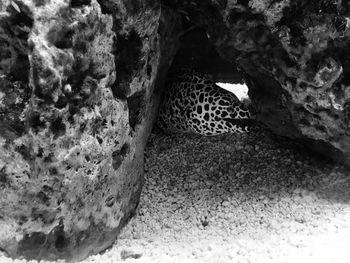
[0,0,179,261]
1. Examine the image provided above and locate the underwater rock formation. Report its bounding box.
[166,0,350,163]
[0,0,179,261]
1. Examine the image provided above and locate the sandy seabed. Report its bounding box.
[2,127,350,263]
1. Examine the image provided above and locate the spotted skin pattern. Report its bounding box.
[158,69,253,136]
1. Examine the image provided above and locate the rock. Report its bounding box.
[222,201,230,207]
[226,1,350,164]
[0,0,180,261]
[120,249,142,260]
[164,0,350,164]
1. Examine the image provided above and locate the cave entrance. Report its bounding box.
[170,27,250,102]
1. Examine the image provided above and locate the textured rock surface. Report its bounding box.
[163,0,350,163]
[0,0,179,261]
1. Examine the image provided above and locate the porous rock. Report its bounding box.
[0,0,179,261]
[219,0,350,163]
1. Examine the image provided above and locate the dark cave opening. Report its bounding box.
[168,27,251,103]
[170,27,244,83]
